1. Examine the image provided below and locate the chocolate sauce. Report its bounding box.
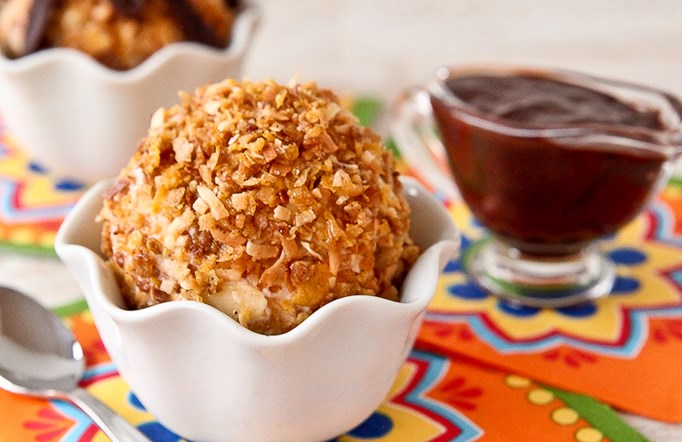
[431,73,672,255]
[447,74,664,129]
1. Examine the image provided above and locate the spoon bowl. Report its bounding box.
[0,286,83,394]
[0,286,148,441]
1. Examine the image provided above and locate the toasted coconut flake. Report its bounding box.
[350,254,363,273]
[328,249,340,275]
[150,107,166,130]
[293,169,309,187]
[173,137,194,163]
[245,240,280,260]
[301,241,323,260]
[287,72,300,88]
[259,251,287,286]
[295,208,316,226]
[323,102,342,121]
[231,191,251,212]
[199,164,213,185]
[165,188,185,207]
[159,279,176,294]
[197,185,229,220]
[207,151,220,171]
[275,88,288,108]
[320,131,337,152]
[209,226,232,244]
[192,197,209,215]
[332,169,351,187]
[164,209,195,248]
[273,205,291,221]
[203,100,221,115]
[216,267,244,281]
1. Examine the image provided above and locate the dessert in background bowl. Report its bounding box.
[54,78,460,441]
[0,0,259,182]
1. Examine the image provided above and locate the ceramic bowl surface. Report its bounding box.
[0,2,260,182]
[55,176,459,442]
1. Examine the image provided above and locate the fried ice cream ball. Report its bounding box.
[98,78,420,334]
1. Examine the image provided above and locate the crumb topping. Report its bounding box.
[99,78,419,334]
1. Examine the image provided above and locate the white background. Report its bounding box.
[245,0,682,111]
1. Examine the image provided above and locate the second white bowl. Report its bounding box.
[0,1,260,182]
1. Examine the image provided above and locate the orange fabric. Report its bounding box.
[0,309,613,442]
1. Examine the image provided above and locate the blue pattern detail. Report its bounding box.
[28,161,48,174]
[459,235,472,250]
[48,362,184,442]
[347,412,393,438]
[129,391,145,410]
[556,302,598,318]
[608,248,647,266]
[128,391,187,440]
[426,311,642,356]
[55,178,86,192]
[138,422,185,442]
[0,127,7,157]
[443,259,461,273]
[497,300,540,317]
[448,282,488,300]
[648,200,681,246]
[611,276,641,294]
[669,269,682,287]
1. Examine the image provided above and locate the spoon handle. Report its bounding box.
[68,387,149,441]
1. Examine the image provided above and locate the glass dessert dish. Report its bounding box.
[392,65,682,307]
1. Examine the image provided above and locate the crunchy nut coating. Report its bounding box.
[99,78,419,335]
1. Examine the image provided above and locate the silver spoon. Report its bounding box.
[0,286,148,441]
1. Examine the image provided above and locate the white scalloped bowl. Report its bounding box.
[0,1,259,183]
[54,176,459,442]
